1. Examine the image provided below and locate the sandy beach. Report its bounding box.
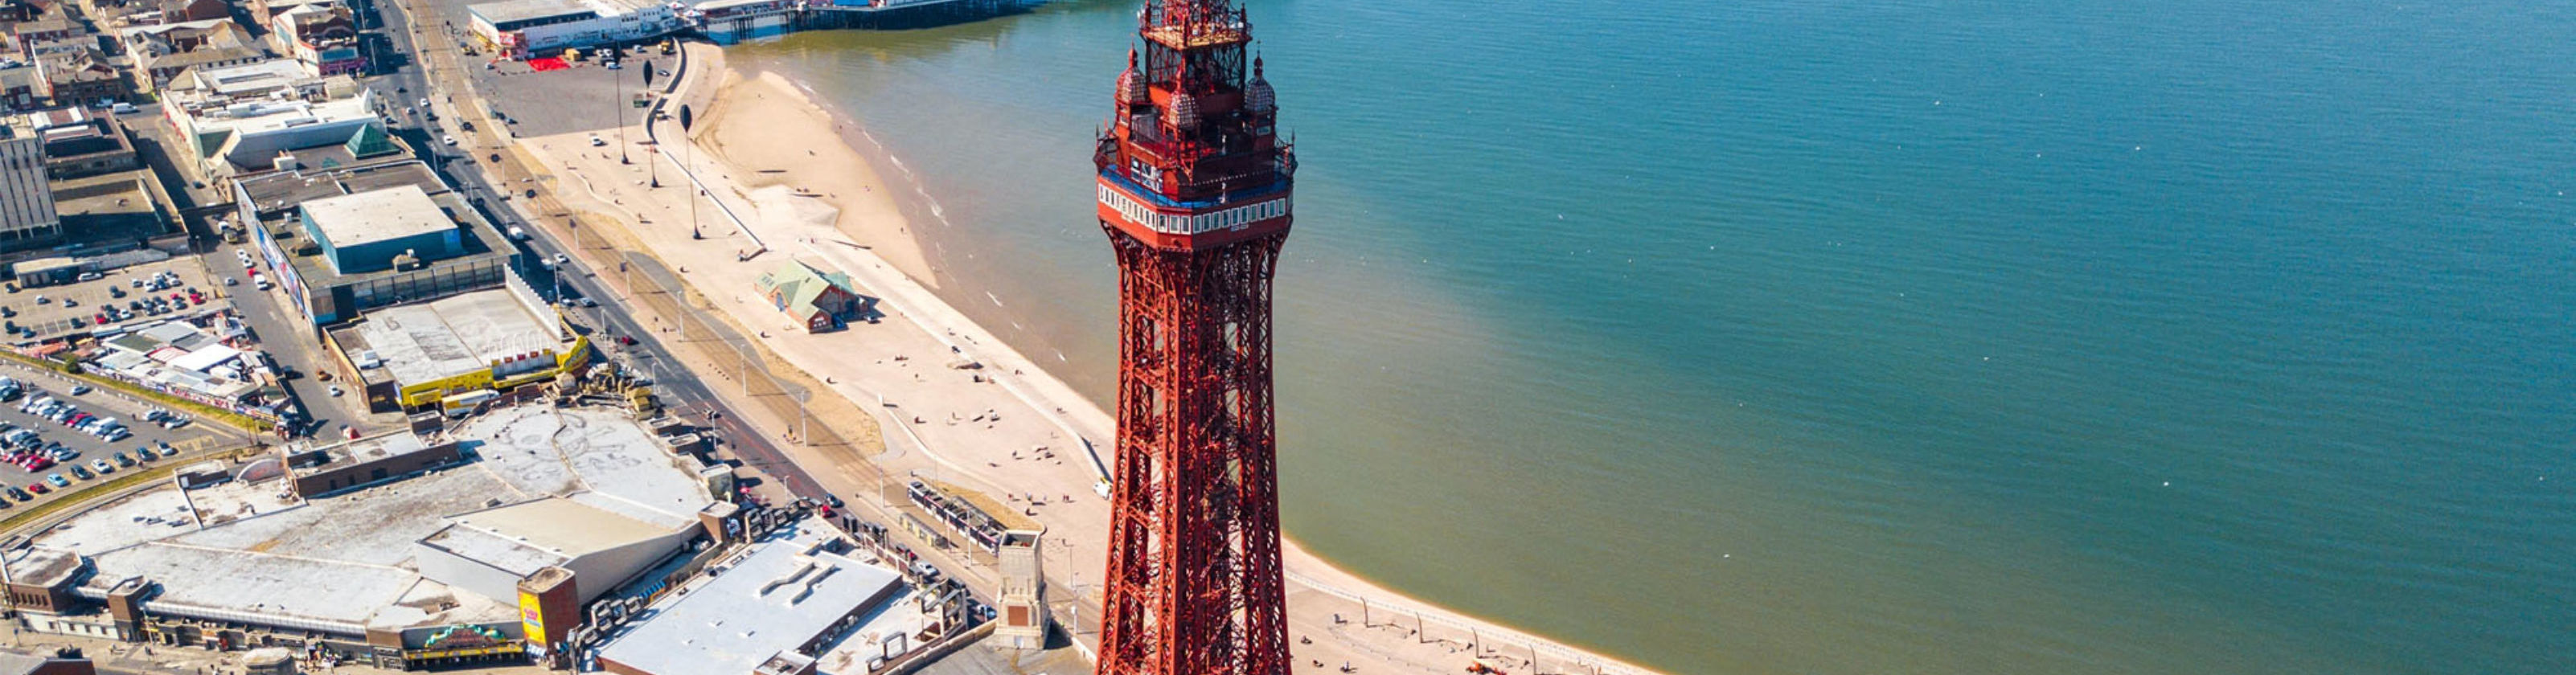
[466,35,1662,675]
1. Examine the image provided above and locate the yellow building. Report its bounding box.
[327,284,590,411]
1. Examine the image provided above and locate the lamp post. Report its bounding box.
[613,52,630,165]
[644,65,658,187]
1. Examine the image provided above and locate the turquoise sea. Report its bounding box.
[728,1,2576,673]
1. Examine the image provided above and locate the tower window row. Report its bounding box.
[1100,185,1291,235]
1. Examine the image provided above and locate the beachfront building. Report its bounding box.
[686,0,796,43]
[325,286,590,411]
[233,161,517,326]
[465,0,680,61]
[754,260,871,332]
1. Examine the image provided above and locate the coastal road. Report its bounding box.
[372,0,842,511]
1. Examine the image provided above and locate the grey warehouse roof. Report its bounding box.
[301,184,453,251]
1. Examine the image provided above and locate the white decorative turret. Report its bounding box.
[1245,56,1274,114]
[1117,49,1146,105]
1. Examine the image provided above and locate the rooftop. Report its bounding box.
[236,159,446,214]
[302,184,453,251]
[595,527,906,675]
[2,547,86,587]
[178,59,314,98]
[469,0,605,25]
[49,170,171,242]
[0,650,77,675]
[418,497,675,576]
[289,431,438,477]
[352,288,564,387]
[28,407,712,633]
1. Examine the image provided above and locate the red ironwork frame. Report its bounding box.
[1094,2,1294,675]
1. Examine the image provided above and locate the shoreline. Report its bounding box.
[702,55,1670,675]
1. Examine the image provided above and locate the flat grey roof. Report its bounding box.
[29,407,712,632]
[293,432,437,477]
[596,527,904,675]
[470,0,598,25]
[420,497,676,576]
[355,288,562,387]
[302,184,452,251]
[0,650,61,675]
[2,547,85,588]
[236,161,446,215]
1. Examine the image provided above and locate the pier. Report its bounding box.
[691,0,1026,45]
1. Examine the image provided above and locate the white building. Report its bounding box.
[162,83,391,178]
[466,0,682,60]
[0,135,59,249]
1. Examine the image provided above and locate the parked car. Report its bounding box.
[68,384,88,395]
[45,473,68,487]
[68,466,90,480]
[113,452,133,467]
[6,487,29,501]
[27,483,47,494]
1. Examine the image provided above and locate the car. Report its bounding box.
[418,97,431,108]
[554,253,571,265]
[68,466,90,480]
[582,298,599,308]
[442,135,457,146]
[27,483,47,494]
[133,447,154,460]
[45,473,67,487]
[89,459,111,474]
[113,452,133,467]
[99,428,127,443]
[6,488,28,501]
[19,459,47,471]
[224,277,238,287]
[605,60,622,70]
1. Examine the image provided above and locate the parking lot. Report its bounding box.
[3,258,232,343]
[0,367,237,511]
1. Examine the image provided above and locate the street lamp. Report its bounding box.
[613,48,630,165]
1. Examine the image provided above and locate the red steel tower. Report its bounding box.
[1093,1,1295,674]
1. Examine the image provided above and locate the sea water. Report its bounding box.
[728,1,2576,673]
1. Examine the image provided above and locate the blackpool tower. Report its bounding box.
[1092,1,1295,674]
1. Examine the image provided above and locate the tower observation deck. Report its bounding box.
[1092,2,1295,675]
